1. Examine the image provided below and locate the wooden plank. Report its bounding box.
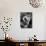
[24,43,28,46]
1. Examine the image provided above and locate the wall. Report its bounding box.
[0,0,46,40]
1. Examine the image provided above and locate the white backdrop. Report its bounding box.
[0,0,46,40]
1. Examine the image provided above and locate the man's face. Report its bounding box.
[23,15,31,24]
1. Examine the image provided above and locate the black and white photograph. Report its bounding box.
[20,12,32,28]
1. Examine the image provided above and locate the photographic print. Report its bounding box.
[20,12,32,28]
